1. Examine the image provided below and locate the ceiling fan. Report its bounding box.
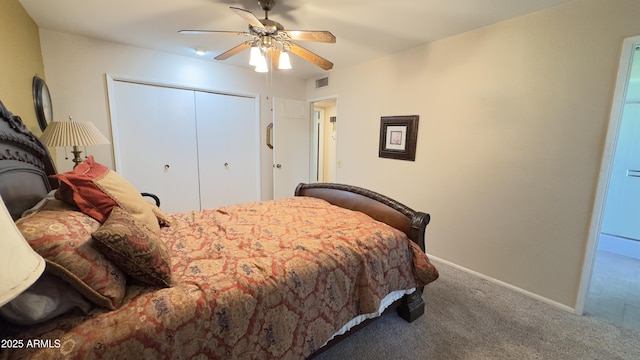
[179,0,336,72]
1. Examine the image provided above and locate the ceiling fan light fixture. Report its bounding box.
[183,3,335,71]
[255,54,269,73]
[194,48,207,56]
[249,45,261,66]
[278,51,292,70]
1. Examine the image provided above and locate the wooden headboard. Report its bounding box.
[0,101,58,219]
[295,182,430,251]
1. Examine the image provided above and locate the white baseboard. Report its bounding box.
[598,233,640,260]
[428,255,577,314]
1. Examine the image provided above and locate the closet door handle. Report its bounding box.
[266,123,273,149]
[628,169,640,177]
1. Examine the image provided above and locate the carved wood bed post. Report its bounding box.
[0,101,58,218]
[0,101,57,181]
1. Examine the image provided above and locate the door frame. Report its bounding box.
[576,35,640,314]
[313,108,325,182]
[310,96,338,183]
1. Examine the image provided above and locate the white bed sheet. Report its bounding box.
[323,287,416,346]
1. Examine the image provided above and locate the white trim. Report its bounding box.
[575,35,640,315]
[429,255,576,314]
[105,73,259,99]
[598,233,640,260]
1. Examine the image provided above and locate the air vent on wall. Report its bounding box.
[316,77,329,88]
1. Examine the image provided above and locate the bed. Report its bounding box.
[0,100,438,359]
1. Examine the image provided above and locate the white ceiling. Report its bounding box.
[19,0,576,80]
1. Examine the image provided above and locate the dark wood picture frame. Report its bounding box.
[379,115,419,161]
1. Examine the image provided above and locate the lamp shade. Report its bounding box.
[40,120,110,147]
[249,45,261,66]
[0,195,45,307]
[278,51,292,70]
[255,54,269,73]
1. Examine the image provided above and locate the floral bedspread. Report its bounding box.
[1,197,438,360]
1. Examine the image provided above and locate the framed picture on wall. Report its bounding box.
[378,115,419,161]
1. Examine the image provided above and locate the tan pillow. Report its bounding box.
[16,201,126,310]
[52,156,161,233]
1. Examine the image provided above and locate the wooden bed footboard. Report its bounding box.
[295,182,429,323]
[295,182,430,251]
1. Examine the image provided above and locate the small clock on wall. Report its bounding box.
[32,75,53,131]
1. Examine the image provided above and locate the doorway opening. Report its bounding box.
[311,98,337,183]
[579,35,640,331]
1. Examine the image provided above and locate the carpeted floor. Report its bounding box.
[314,259,640,360]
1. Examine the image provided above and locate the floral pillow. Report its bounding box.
[92,207,172,288]
[16,200,126,310]
[52,156,166,233]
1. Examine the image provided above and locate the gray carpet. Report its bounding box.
[314,259,640,360]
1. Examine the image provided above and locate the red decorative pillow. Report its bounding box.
[52,156,161,233]
[92,207,172,288]
[16,201,126,310]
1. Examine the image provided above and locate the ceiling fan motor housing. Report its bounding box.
[258,0,276,12]
[256,18,283,34]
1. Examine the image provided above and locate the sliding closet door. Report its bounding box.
[111,81,201,213]
[195,91,259,208]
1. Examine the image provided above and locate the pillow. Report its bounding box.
[52,156,161,233]
[16,203,126,310]
[0,272,93,325]
[150,202,172,227]
[92,206,172,288]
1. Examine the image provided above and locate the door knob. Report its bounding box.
[224,163,229,168]
[275,164,282,169]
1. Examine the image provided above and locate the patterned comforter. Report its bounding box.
[1,197,438,359]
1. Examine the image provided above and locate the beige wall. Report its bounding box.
[0,0,44,133]
[308,0,640,308]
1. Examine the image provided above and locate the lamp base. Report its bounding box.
[71,146,83,168]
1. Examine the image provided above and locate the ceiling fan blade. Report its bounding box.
[178,29,250,36]
[230,7,265,31]
[215,42,251,60]
[283,30,336,43]
[287,43,333,70]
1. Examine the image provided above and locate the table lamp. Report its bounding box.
[40,117,110,168]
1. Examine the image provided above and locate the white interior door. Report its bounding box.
[273,98,311,199]
[110,81,201,213]
[195,91,259,208]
